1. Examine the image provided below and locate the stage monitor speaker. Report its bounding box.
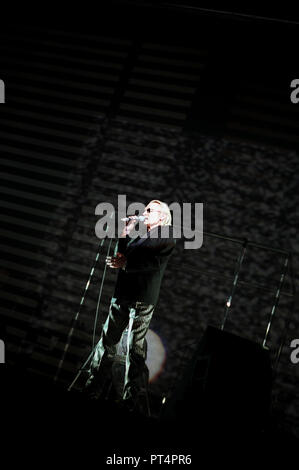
[162,325,272,433]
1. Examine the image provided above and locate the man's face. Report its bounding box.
[143,202,163,227]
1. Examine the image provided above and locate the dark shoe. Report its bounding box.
[119,390,150,416]
[82,375,99,400]
[116,396,136,413]
[83,373,113,401]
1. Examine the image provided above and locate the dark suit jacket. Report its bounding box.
[113,225,176,305]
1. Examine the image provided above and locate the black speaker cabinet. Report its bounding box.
[162,326,272,433]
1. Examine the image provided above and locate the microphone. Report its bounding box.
[121,215,146,222]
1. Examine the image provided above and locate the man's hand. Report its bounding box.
[106,252,127,269]
[120,217,139,237]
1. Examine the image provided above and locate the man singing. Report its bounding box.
[84,200,176,410]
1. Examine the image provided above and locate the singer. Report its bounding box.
[84,200,176,411]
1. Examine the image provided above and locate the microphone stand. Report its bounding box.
[220,239,248,330]
[262,253,290,349]
[54,212,114,387]
[66,237,113,392]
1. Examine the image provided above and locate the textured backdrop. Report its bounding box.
[33,115,299,434]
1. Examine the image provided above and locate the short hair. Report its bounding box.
[149,200,172,226]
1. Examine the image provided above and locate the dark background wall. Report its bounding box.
[0,0,299,446]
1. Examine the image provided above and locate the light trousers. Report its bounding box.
[85,297,155,400]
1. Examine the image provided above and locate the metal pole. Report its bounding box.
[92,237,113,352]
[220,240,248,330]
[170,262,293,298]
[262,254,290,349]
[54,214,114,384]
[273,254,296,372]
[67,349,95,392]
[53,240,106,383]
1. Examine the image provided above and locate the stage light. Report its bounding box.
[145,329,166,382]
